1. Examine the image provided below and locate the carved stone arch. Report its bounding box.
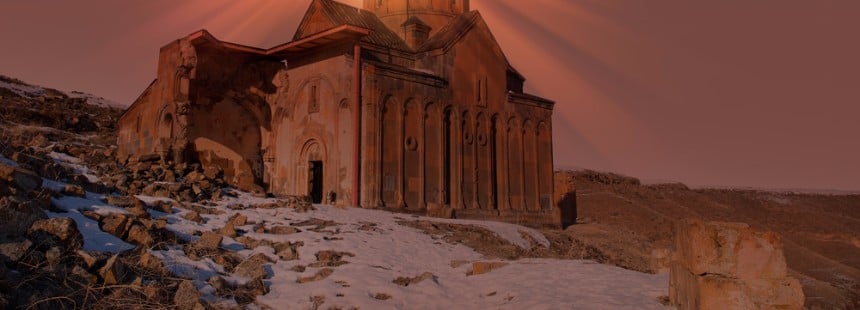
[299,138,327,162]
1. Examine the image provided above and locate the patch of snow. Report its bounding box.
[48,197,134,253]
[150,190,669,309]
[0,79,45,98]
[48,151,100,183]
[150,247,227,281]
[66,91,126,108]
[0,154,17,167]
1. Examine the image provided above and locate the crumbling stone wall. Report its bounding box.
[670,219,805,310]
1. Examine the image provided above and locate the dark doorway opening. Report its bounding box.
[309,161,323,204]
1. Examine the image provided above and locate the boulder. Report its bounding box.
[220,222,237,238]
[99,254,127,285]
[195,232,222,251]
[173,280,203,310]
[669,219,804,310]
[234,253,274,279]
[29,217,82,249]
[0,238,33,262]
[267,225,299,235]
[101,213,131,237]
[0,163,42,193]
[296,268,334,284]
[126,224,154,247]
[467,262,509,276]
[61,184,86,197]
[228,213,248,226]
[0,197,48,237]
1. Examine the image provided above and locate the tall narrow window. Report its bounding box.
[309,84,320,113]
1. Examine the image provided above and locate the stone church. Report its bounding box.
[118,0,566,226]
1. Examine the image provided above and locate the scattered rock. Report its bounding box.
[0,197,48,237]
[126,224,154,247]
[29,217,83,249]
[0,163,42,193]
[182,211,204,224]
[467,262,509,276]
[273,242,302,261]
[100,213,131,237]
[393,272,437,287]
[373,293,392,300]
[173,280,203,310]
[309,250,355,268]
[61,184,86,197]
[228,213,248,226]
[297,268,334,283]
[195,232,222,251]
[0,238,33,262]
[234,253,274,279]
[220,222,237,238]
[267,225,300,235]
[99,254,126,285]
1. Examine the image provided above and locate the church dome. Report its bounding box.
[363,0,470,37]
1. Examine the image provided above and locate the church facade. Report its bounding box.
[117,0,565,227]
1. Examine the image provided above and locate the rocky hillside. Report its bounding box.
[565,169,860,309]
[0,78,673,309]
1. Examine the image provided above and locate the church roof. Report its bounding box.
[417,11,480,52]
[294,0,411,51]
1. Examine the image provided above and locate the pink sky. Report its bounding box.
[1,0,858,191]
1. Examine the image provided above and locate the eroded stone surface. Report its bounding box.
[670,219,804,310]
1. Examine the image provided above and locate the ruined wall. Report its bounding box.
[117,39,195,163]
[184,45,281,192]
[270,50,355,206]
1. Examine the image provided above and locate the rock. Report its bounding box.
[61,184,86,197]
[273,242,302,261]
[267,225,299,235]
[0,238,33,262]
[234,253,274,279]
[297,268,334,284]
[0,163,42,193]
[669,219,805,310]
[203,166,221,180]
[71,265,98,285]
[0,197,48,237]
[182,211,204,223]
[29,217,83,249]
[208,275,229,294]
[393,272,437,287]
[128,203,150,219]
[220,222,237,238]
[467,262,509,276]
[76,250,101,268]
[101,213,131,237]
[173,280,203,310]
[234,278,269,304]
[45,246,62,266]
[137,154,161,163]
[99,254,126,285]
[150,200,174,213]
[228,213,248,226]
[139,251,165,271]
[195,232,222,251]
[127,224,154,247]
[309,250,354,268]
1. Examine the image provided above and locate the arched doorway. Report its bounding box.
[300,140,325,204]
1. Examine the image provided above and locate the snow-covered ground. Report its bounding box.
[144,192,669,309]
[48,151,100,183]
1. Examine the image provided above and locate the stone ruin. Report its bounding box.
[670,219,805,309]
